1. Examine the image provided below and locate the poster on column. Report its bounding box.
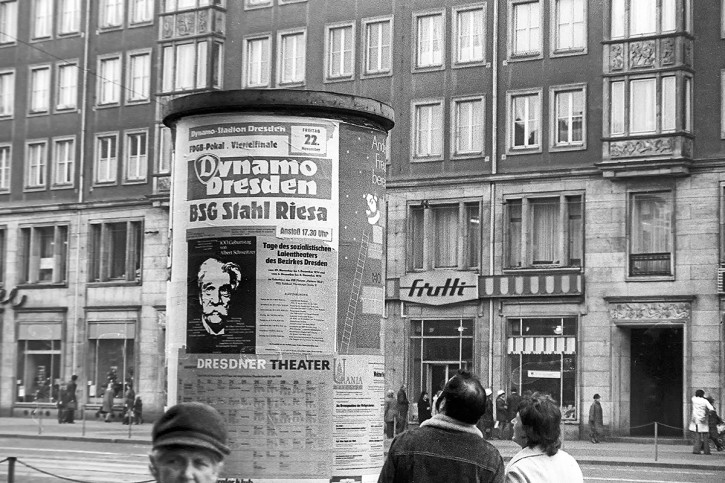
[332,355,386,482]
[183,115,339,355]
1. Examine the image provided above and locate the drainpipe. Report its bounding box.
[487,0,500,389]
[71,0,93,375]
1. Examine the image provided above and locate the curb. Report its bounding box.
[573,458,725,471]
[0,432,149,445]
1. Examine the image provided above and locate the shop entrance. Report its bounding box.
[629,326,683,436]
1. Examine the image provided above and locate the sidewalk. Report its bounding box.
[0,416,724,471]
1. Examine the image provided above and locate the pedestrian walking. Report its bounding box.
[506,392,584,482]
[417,391,432,425]
[122,383,136,424]
[396,384,409,434]
[495,389,508,439]
[478,388,495,440]
[57,382,69,424]
[97,381,115,422]
[506,388,522,424]
[133,395,144,424]
[149,402,229,483]
[65,374,78,423]
[705,396,724,451]
[378,370,505,482]
[588,394,603,443]
[690,389,714,455]
[384,389,397,439]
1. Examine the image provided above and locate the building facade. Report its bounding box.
[0,0,723,437]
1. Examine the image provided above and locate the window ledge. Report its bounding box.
[503,266,583,274]
[625,275,675,282]
[87,281,142,288]
[17,283,68,289]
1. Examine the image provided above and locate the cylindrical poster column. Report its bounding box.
[163,90,394,482]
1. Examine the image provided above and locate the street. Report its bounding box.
[0,437,723,482]
[0,437,151,483]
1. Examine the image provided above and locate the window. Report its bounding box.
[512,1,541,57]
[0,70,14,117]
[453,6,484,65]
[25,141,47,189]
[243,35,271,88]
[29,66,51,114]
[415,12,444,69]
[0,144,10,192]
[609,76,689,137]
[163,0,226,12]
[100,0,124,29]
[363,17,392,76]
[0,228,4,283]
[508,90,541,151]
[98,56,121,105]
[0,1,18,45]
[32,0,53,39]
[452,96,484,156]
[326,23,354,80]
[413,100,444,159]
[158,126,172,175]
[278,29,306,85]
[409,201,480,271]
[95,134,118,184]
[410,319,473,409]
[245,0,272,9]
[505,194,583,269]
[87,321,135,401]
[20,225,69,283]
[507,317,577,420]
[553,0,586,54]
[129,0,153,25]
[89,220,143,282]
[56,62,78,110]
[52,137,75,187]
[126,51,151,102]
[125,131,147,182]
[58,0,80,35]
[629,191,673,277]
[551,85,585,149]
[611,0,677,38]
[161,40,214,93]
[17,338,61,402]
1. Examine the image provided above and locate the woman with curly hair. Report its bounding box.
[506,392,583,482]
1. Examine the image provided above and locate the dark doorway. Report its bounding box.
[630,327,683,436]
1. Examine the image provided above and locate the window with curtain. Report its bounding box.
[0,70,13,117]
[512,1,541,56]
[30,66,50,114]
[413,101,443,158]
[364,17,391,75]
[100,0,123,28]
[453,97,484,155]
[611,0,677,38]
[127,52,150,102]
[455,6,484,64]
[57,63,78,110]
[327,24,353,79]
[510,92,540,149]
[125,131,147,182]
[279,30,306,85]
[555,0,585,52]
[416,13,443,68]
[244,36,271,87]
[95,134,118,183]
[408,201,481,271]
[26,141,47,188]
[89,221,143,282]
[32,0,52,39]
[0,144,10,192]
[58,0,80,35]
[98,56,121,105]
[629,191,673,276]
[506,194,583,269]
[554,87,584,146]
[19,225,68,283]
[630,78,656,133]
[53,137,75,186]
[0,1,18,45]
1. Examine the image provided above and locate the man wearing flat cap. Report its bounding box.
[149,402,230,483]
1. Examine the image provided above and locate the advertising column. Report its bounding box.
[164,90,393,483]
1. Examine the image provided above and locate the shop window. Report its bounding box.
[19,225,69,284]
[87,321,135,401]
[409,201,480,271]
[410,319,474,415]
[16,320,63,403]
[507,317,577,420]
[505,194,583,269]
[629,191,673,277]
[362,16,392,76]
[89,220,143,283]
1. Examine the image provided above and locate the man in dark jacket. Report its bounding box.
[396,385,409,434]
[506,387,521,431]
[378,371,504,483]
[495,390,508,439]
[588,393,603,443]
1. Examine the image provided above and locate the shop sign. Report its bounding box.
[399,271,478,306]
[528,370,561,379]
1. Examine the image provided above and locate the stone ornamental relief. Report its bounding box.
[609,138,673,158]
[661,38,675,65]
[609,302,691,322]
[610,44,624,70]
[630,40,656,68]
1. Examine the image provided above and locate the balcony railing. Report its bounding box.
[629,252,671,276]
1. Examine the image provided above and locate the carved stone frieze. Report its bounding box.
[161,16,174,39]
[609,302,690,322]
[661,38,675,65]
[609,138,673,158]
[198,10,208,33]
[176,12,196,36]
[630,40,656,68]
[610,44,624,71]
[215,11,225,34]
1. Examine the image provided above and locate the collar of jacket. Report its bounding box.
[420,414,483,438]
